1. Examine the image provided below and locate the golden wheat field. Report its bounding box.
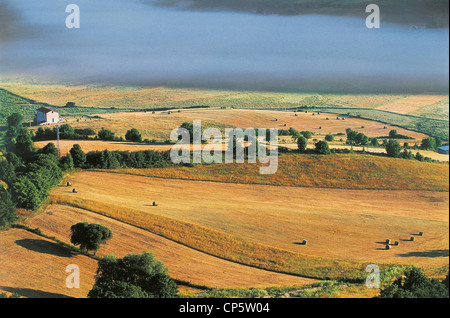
[49,171,448,271]
[25,204,317,290]
[58,108,429,143]
[0,228,97,298]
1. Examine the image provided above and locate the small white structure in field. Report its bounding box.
[36,107,63,125]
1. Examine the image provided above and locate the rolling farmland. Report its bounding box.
[1,83,448,298]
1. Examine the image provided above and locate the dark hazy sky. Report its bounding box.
[0,0,448,93]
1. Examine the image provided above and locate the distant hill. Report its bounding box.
[151,0,449,28]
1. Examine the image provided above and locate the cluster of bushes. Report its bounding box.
[0,115,68,227]
[65,144,172,170]
[420,136,445,151]
[88,252,178,298]
[296,136,331,155]
[33,124,96,141]
[98,127,145,143]
[378,267,448,298]
[33,123,146,144]
[385,139,436,162]
[346,129,370,146]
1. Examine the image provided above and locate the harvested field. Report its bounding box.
[0,228,97,298]
[25,205,317,289]
[50,171,449,275]
[57,108,429,144]
[376,94,448,115]
[105,154,450,192]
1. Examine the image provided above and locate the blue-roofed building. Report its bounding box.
[437,145,449,155]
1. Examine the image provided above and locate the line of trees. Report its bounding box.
[0,114,66,227]
[378,267,448,298]
[65,145,173,170]
[33,123,145,144]
[33,124,96,141]
[385,139,436,162]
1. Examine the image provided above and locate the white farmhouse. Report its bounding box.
[36,107,63,125]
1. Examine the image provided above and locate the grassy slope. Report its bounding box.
[105,153,449,191]
[48,164,448,282]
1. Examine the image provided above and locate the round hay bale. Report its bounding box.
[395,241,400,246]
[419,232,423,236]
[385,245,391,250]
[410,236,415,241]
[386,239,391,244]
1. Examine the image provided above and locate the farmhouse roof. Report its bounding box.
[37,107,57,113]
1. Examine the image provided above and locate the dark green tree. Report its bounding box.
[14,128,36,160]
[40,142,59,158]
[421,137,437,150]
[385,139,402,158]
[389,130,398,138]
[315,140,331,154]
[370,138,379,147]
[0,160,17,185]
[5,113,24,152]
[70,222,112,255]
[88,281,149,298]
[0,191,17,229]
[10,176,42,210]
[98,128,116,141]
[346,129,358,145]
[88,252,178,298]
[378,267,449,298]
[59,153,74,171]
[60,124,75,138]
[415,152,425,162]
[5,152,22,169]
[325,134,334,142]
[69,144,86,168]
[401,149,414,160]
[297,135,307,152]
[125,128,143,142]
[355,132,369,145]
[300,131,313,139]
[100,150,120,169]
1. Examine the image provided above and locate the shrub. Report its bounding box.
[325,134,334,142]
[297,136,308,152]
[385,139,402,158]
[11,176,42,210]
[301,131,313,139]
[59,153,74,171]
[98,128,116,141]
[377,267,449,298]
[315,140,331,154]
[421,137,437,150]
[125,128,143,142]
[70,144,87,168]
[370,138,379,147]
[70,222,112,255]
[415,152,424,162]
[0,191,17,229]
[88,252,178,298]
